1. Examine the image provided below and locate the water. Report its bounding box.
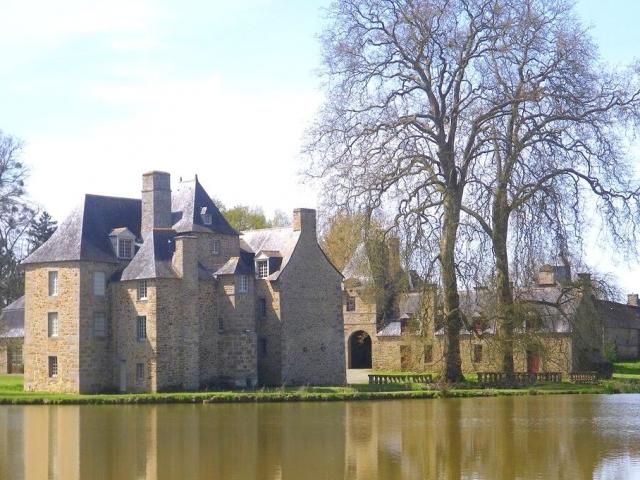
[1,394,640,479]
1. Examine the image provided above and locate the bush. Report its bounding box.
[592,360,614,379]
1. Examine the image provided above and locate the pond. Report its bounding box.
[1,394,640,479]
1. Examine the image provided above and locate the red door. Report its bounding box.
[527,351,540,374]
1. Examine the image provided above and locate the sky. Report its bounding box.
[2,0,640,293]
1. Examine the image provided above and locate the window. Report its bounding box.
[258,298,267,319]
[212,239,220,255]
[473,344,483,363]
[136,316,147,341]
[346,296,356,312]
[48,312,59,337]
[93,272,106,296]
[202,213,212,225]
[118,238,133,259]
[218,316,224,331]
[136,363,144,384]
[137,280,148,300]
[238,275,249,293]
[424,344,433,363]
[48,271,58,296]
[259,338,267,358]
[257,260,269,279]
[48,356,58,378]
[94,312,106,338]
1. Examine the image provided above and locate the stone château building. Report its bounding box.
[22,171,345,393]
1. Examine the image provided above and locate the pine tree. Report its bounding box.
[27,211,57,252]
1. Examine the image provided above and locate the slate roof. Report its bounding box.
[240,227,301,281]
[0,296,25,339]
[596,300,640,329]
[172,177,237,235]
[121,230,178,280]
[23,195,142,265]
[214,252,255,276]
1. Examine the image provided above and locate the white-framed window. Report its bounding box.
[136,316,147,341]
[94,312,107,338]
[212,239,220,255]
[48,312,59,337]
[118,238,133,259]
[48,271,58,296]
[237,275,249,294]
[137,280,148,301]
[257,260,269,279]
[346,296,356,312]
[48,356,58,378]
[202,213,212,225]
[136,363,144,384]
[93,272,106,296]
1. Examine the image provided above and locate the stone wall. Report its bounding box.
[0,343,7,374]
[343,286,377,369]
[196,232,240,272]
[605,327,640,360]
[255,280,283,386]
[198,279,219,386]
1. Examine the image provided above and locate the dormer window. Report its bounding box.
[118,238,133,259]
[201,207,212,225]
[257,260,269,278]
[110,227,136,260]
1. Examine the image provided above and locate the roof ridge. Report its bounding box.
[241,226,293,234]
[85,193,141,202]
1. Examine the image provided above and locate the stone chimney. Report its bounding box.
[172,233,198,282]
[141,171,172,236]
[292,208,316,237]
[628,294,639,307]
[387,236,401,282]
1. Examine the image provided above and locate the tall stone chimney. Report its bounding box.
[628,294,639,307]
[172,234,198,281]
[141,171,172,236]
[292,208,316,237]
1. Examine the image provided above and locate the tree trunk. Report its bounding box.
[440,189,464,382]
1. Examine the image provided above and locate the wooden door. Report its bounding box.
[527,351,540,374]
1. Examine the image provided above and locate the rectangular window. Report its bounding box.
[346,296,356,312]
[202,213,212,225]
[259,298,267,319]
[259,338,267,358]
[424,344,433,363]
[136,316,147,342]
[118,238,133,259]
[94,312,106,338]
[257,260,269,279]
[473,344,483,363]
[238,275,249,293]
[48,271,58,296]
[218,316,224,331]
[93,271,106,296]
[136,363,144,383]
[137,280,148,300]
[48,312,59,337]
[48,356,58,378]
[212,239,220,255]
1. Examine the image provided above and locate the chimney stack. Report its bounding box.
[628,294,639,307]
[292,208,316,237]
[387,236,401,281]
[141,171,172,236]
[172,234,198,282]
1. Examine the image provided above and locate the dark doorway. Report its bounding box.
[527,350,540,374]
[349,331,372,369]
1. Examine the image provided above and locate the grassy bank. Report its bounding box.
[1,374,638,405]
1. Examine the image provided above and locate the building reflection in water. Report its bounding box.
[0,395,640,479]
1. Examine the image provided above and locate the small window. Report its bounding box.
[137,280,148,301]
[202,213,212,225]
[473,344,483,363]
[212,239,220,255]
[118,238,133,259]
[136,363,144,383]
[48,312,59,337]
[48,271,58,296]
[218,316,224,331]
[48,356,58,378]
[136,316,147,342]
[346,296,356,312]
[424,344,433,363]
[257,260,269,279]
[93,272,106,296]
[94,312,107,338]
[237,275,249,294]
[259,338,267,358]
[258,298,267,319]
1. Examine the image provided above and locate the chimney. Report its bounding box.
[537,264,570,286]
[628,294,639,307]
[141,171,172,236]
[577,272,592,295]
[387,236,401,282]
[292,208,316,236]
[172,234,198,283]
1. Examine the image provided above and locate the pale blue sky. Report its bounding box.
[2,0,640,291]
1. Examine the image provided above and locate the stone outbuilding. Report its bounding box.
[0,296,25,374]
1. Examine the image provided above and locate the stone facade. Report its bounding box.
[22,172,346,393]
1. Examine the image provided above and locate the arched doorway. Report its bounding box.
[349,331,372,369]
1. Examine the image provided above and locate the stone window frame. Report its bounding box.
[237,275,249,294]
[346,295,356,312]
[212,238,221,255]
[473,344,483,363]
[256,260,269,279]
[137,280,148,301]
[94,312,107,338]
[47,312,59,338]
[136,363,144,384]
[118,238,133,259]
[136,316,147,342]
[48,271,58,297]
[48,356,58,378]
[93,271,106,296]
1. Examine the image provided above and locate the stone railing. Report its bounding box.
[477,372,562,387]
[368,373,434,385]
[569,372,600,384]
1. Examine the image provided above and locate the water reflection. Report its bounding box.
[1,395,640,479]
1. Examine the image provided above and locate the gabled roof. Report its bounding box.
[23,195,142,265]
[240,227,301,281]
[121,229,178,280]
[0,296,25,339]
[172,177,237,235]
[214,252,255,276]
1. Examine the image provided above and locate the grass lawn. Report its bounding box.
[613,360,640,380]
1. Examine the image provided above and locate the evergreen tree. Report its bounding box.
[27,211,57,252]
